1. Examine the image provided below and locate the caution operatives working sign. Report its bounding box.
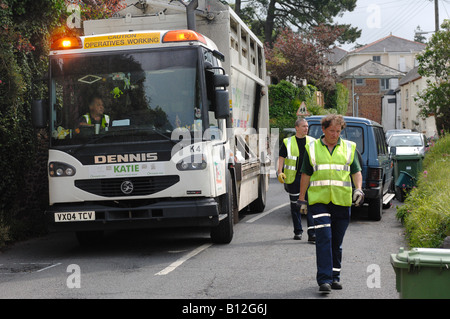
[83,32,161,49]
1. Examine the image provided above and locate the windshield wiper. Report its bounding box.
[69,132,115,156]
[115,127,177,143]
[69,127,181,155]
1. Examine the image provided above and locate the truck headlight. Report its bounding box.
[49,162,76,177]
[176,155,207,170]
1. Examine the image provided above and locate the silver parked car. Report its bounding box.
[387,132,427,156]
[385,129,411,142]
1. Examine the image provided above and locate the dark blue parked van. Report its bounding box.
[305,116,395,221]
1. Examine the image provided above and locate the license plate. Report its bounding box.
[55,211,95,222]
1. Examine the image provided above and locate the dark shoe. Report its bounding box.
[293,234,302,240]
[308,234,316,243]
[319,283,331,294]
[331,281,343,290]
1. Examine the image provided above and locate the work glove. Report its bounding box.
[277,172,286,184]
[297,199,308,215]
[352,189,365,207]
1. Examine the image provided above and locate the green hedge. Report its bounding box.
[396,134,450,248]
[268,81,327,139]
[0,0,66,248]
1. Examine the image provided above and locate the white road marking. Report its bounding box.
[0,262,62,274]
[245,202,289,223]
[155,243,212,276]
[36,262,62,272]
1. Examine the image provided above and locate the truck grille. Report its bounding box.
[75,175,180,197]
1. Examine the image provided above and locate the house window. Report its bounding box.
[380,78,390,90]
[373,56,381,63]
[399,57,406,72]
[355,78,365,86]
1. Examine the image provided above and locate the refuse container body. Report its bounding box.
[393,154,423,187]
[393,154,424,202]
[390,247,450,299]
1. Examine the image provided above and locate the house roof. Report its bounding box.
[399,66,422,86]
[351,34,426,54]
[339,60,405,79]
[327,46,348,64]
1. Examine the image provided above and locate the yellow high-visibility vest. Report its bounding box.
[83,113,110,128]
[283,135,315,184]
[305,138,356,206]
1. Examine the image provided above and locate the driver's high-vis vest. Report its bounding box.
[283,135,315,184]
[83,113,110,128]
[305,138,356,206]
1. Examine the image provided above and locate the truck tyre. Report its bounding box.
[368,195,382,221]
[249,174,267,213]
[210,170,234,244]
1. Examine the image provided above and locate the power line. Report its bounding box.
[443,1,450,18]
[360,0,431,45]
[350,0,427,12]
[383,1,430,37]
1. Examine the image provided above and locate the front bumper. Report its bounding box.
[46,198,220,231]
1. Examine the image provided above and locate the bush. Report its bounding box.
[0,0,66,249]
[396,133,450,247]
[268,80,300,119]
[269,81,330,142]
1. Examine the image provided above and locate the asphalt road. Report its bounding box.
[0,178,406,303]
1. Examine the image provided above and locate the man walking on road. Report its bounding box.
[277,118,315,242]
[298,114,364,294]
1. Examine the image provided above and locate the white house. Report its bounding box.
[329,34,437,137]
[333,34,426,75]
[397,67,437,138]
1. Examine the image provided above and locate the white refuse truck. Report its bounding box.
[32,0,270,245]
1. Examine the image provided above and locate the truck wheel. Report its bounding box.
[249,174,267,213]
[210,170,234,244]
[368,195,382,221]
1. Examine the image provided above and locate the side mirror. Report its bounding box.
[32,100,47,128]
[390,146,396,155]
[213,73,229,87]
[214,90,229,119]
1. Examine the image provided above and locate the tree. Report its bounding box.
[242,0,360,46]
[50,0,125,38]
[265,26,342,91]
[70,0,125,20]
[0,0,125,246]
[414,25,427,44]
[415,19,450,133]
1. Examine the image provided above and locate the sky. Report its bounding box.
[335,0,450,51]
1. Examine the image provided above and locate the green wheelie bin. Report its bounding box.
[391,247,450,299]
[392,154,424,202]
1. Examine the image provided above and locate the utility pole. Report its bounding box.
[435,0,439,32]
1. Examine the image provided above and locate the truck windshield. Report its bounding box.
[49,48,202,146]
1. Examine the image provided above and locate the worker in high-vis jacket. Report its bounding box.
[277,117,315,242]
[79,94,110,129]
[298,114,364,294]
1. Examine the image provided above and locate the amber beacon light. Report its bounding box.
[162,30,206,44]
[51,36,83,50]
